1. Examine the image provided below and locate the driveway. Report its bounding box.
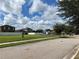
[0,36,79,59]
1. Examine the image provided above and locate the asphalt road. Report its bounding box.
[0,36,79,59]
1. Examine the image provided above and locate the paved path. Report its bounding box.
[0,36,79,59]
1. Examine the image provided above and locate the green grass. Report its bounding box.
[0,34,70,48]
[0,36,59,48]
[0,34,54,43]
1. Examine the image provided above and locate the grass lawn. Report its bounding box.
[0,36,59,48]
[0,34,71,48]
[0,34,54,43]
[0,34,60,48]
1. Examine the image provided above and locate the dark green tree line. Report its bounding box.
[53,23,74,35]
[58,0,79,34]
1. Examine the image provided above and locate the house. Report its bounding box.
[15,28,28,34]
[0,25,15,32]
[44,29,53,34]
[15,28,34,34]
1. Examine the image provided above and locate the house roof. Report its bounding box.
[0,25,15,28]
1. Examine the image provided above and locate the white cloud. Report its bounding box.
[0,19,3,25]
[3,13,30,25]
[32,16,40,21]
[29,4,64,29]
[0,0,25,15]
[0,0,64,30]
[29,0,48,14]
[41,6,58,21]
[17,16,29,25]
[56,0,63,2]
[0,0,29,29]
[3,14,16,25]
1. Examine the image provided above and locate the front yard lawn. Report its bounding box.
[0,34,54,43]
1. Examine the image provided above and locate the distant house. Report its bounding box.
[0,25,15,32]
[15,28,34,34]
[15,28,28,34]
[44,29,53,34]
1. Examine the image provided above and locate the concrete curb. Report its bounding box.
[63,45,79,59]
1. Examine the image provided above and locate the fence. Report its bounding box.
[0,32,22,36]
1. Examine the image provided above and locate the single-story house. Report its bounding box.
[15,28,35,35]
[0,25,15,32]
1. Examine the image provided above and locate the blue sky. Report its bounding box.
[0,0,63,30]
[22,0,57,17]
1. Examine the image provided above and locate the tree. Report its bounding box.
[26,28,33,32]
[64,25,74,35]
[36,29,43,33]
[45,29,51,32]
[53,23,74,35]
[58,0,79,34]
[53,23,65,35]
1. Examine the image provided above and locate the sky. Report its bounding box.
[0,0,64,30]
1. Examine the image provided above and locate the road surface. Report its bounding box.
[0,36,79,59]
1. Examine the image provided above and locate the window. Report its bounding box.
[8,27,10,30]
[4,27,6,30]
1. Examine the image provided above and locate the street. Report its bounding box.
[0,36,79,59]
